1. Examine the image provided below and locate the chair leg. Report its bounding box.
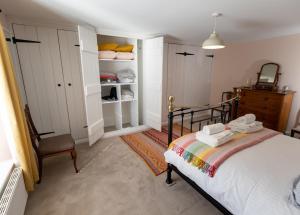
[71,149,79,173]
[291,130,295,137]
[37,157,43,184]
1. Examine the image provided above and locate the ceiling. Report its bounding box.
[1,0,300,43]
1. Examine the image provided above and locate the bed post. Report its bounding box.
[166,96,175,184]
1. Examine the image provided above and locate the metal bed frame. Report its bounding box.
[165,96,239,215]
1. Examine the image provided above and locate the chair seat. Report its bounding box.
[39,134,75,156]
[292,126,300,132]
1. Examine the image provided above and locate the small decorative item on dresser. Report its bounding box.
[282,85,289,92]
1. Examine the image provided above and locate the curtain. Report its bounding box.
[0,24,39,191]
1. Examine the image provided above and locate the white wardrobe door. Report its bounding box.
[58,30,88,141]
[183,45,210,106]
[167,44,186,106]
[13,24,70,135]
[142,37,164,131]
[167,44,211,107]
[78,25,104,146]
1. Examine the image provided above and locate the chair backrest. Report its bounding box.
[294,109,300,128]
[24,104,42,157]
[25,114,40,154]
[24,104,41,141]
[221,91,234,102]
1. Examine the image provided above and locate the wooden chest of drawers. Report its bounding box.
[236,88,295,132]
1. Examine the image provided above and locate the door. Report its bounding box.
[13,24,70,136]
[58,30,88,141]
[78,25,104,145]
[167,44,211,107]
[142,37,164,131]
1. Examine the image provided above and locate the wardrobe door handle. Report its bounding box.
[68,83,72,86]
[57,84,61,87]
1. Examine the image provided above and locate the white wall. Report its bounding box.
[210,33,300,131]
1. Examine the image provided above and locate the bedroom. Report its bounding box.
[0,0,300,214]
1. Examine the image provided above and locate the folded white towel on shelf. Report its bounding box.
[116,52,135,60]
[98,51,117,59]
[235,114,256,124]
[202,123,225,135]
[196,130,234,147]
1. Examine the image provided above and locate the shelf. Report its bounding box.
[101,82,136,86]
[102,100,119,104]
[121,98,137,102]
[99,58,134,62]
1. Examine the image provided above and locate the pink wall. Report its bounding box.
[210,34,300,130]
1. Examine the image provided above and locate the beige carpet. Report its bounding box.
[25,137,221,215]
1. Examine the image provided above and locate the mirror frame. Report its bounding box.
[255,63,280,90]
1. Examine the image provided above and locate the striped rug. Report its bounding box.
[121,124,190,176]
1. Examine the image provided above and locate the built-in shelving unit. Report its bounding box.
[98,34,139,134]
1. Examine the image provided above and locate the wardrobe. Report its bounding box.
[78,25,212,145]
[11,23,211,146]
[13,24,87,142]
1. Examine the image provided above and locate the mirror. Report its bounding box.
[255,63,280,90]
[259,64,278,83]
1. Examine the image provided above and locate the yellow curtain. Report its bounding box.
[0,24,39,191]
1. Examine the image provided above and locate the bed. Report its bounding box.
[164,96,300,215]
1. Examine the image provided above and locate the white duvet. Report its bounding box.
[164,134,300,215]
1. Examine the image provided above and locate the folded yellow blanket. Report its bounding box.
[114,44,134,52]
[98,43,118,51]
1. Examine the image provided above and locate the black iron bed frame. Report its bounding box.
[165,96,239,215]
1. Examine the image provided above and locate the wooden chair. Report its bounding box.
[211,91,234,123]
[291,109,300,138]
[24,105,78,183]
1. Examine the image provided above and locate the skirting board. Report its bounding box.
[75,138,88,145]
[103,125,149,139]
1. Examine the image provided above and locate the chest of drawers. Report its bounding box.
[236,88,295,132]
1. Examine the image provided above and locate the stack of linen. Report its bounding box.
[228,114,263,133]
[98,43,134,60]
[196,123,234,147]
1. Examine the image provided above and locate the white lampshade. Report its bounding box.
[202,32,225,49]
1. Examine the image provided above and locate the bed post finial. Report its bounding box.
[168,96,175,112]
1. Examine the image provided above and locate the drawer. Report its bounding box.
[240,96,282,107]
[239,103,280,114]
[240,97,282,112]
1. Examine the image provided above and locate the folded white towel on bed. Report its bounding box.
[235,114,256,124]
[229,121,263,133]
[196,130,234,147]
[202,123,225,135]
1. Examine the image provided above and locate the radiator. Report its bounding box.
[0,168,27,215]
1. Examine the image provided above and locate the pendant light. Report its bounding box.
[202,13,225,49]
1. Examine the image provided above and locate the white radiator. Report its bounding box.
[0,168,27,215]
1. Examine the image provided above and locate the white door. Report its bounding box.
[142,37,164,131]
[167,44,211,107]
[13,24,70,136]
[78,25,104,145]
[58,30,88,141]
